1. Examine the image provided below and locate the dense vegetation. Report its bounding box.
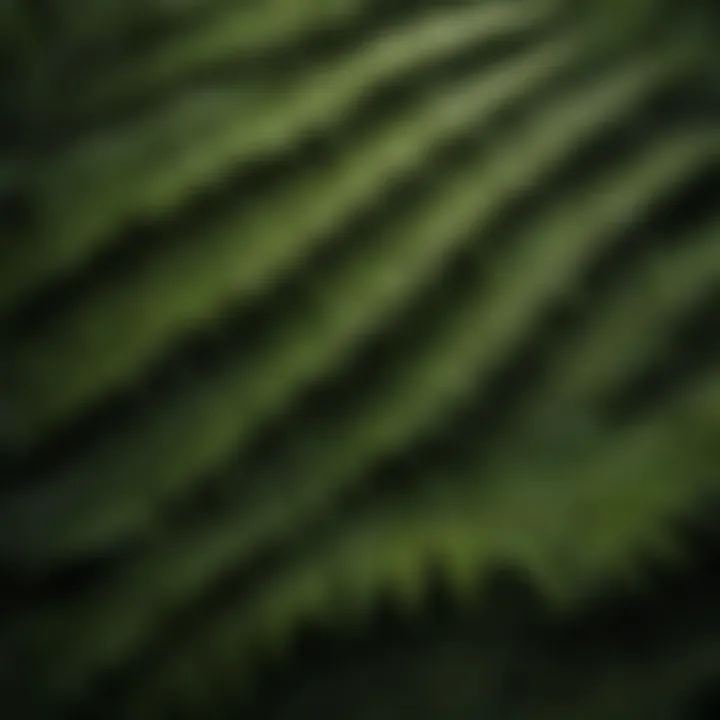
[1,1,719,717]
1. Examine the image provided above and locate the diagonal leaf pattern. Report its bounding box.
[1,1,719,719]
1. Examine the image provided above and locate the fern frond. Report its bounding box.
[1,1,719,718]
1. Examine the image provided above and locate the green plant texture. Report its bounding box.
[0,1,719,718]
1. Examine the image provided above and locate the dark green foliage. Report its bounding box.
[0,1,719,718]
